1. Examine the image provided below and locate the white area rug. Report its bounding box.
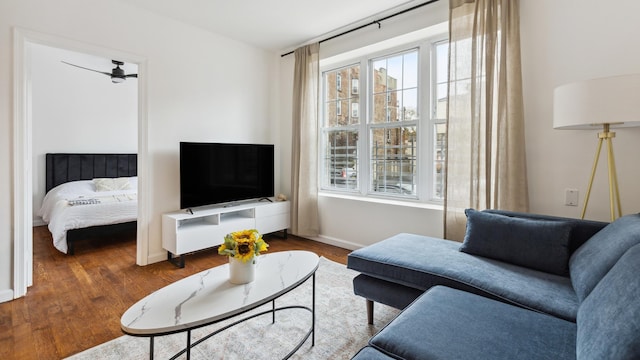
[66,257,400,360]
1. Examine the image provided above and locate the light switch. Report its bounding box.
[565,188,579,206]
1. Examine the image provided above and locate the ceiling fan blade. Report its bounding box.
[125,74,138,78]
[61,61,111,77]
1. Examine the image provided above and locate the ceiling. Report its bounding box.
[118,0,427,52]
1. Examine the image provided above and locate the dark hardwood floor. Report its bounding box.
[0,226,351,359]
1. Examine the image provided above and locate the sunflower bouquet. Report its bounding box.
[218,229,269,263]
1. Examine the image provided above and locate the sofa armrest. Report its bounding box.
[484,209,608,253]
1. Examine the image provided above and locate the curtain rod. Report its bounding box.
[280,0,441,57]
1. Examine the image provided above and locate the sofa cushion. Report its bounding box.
[569,213,640,302]
[369,286,577,360]
[353,274,424,310]
[576,244,640,360]
[461,209,573,275]
[348,233,580,321]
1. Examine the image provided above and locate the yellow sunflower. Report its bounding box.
[219,229,268,262]
[234,238,256,262]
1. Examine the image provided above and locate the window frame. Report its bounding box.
[319,34,448,204]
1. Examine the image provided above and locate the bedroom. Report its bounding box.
[3,0,640,308]
[30,44,139,256]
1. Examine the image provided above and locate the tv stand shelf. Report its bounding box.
[162,199,290,268]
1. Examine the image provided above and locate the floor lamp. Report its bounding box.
[553,74,640,221]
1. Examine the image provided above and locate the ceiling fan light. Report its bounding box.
[112,77,125,84]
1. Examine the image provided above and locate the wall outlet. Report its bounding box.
[565,188,579,206]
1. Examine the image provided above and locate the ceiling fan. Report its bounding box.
[61,59,138,83]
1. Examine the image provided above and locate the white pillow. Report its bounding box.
[93,177,132,192]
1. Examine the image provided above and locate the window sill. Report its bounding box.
[318,191,444,211]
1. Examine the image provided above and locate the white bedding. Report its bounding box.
[38,177,138,254]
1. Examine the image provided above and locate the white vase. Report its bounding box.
[228,256,256,284]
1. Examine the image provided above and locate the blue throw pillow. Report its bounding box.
[460,209,573,276]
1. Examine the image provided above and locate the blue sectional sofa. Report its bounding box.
[348,210,640,359]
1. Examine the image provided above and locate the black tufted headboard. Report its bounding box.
[45,153,137,192]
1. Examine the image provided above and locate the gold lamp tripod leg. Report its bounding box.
[580,123,622,221]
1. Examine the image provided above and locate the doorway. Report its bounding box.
[13,28,149,298]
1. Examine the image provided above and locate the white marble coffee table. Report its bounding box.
[121,250,319,359]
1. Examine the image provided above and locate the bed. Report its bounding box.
[38,153,138,254]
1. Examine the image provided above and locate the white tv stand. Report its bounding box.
[162,199,290,268]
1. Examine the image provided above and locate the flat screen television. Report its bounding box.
[180,142,274,209]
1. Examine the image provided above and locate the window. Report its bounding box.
[370,50,419,196]
[433,41,449,199]
[351,102,359,118]
[351,78,359,94]
[322,65,360,190]
[321,37,448,202]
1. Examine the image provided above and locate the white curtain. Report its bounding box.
[444,0,529,241]
[290,43,320,236]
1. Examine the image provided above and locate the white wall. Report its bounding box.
[0,0,279,301]
[30,44,138,224]
[520,0,640,220]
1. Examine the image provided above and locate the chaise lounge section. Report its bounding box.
[348,210,640,359]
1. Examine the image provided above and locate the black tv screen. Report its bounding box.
[180,142,274,209]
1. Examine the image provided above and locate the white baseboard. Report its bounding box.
[0,289,15,303]
[33,218,46,227]
[306,235,362,251]
[147,250,168,265]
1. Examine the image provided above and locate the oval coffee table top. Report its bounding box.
[121,250,319,335]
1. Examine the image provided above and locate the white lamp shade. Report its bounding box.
[553,74,640,130]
